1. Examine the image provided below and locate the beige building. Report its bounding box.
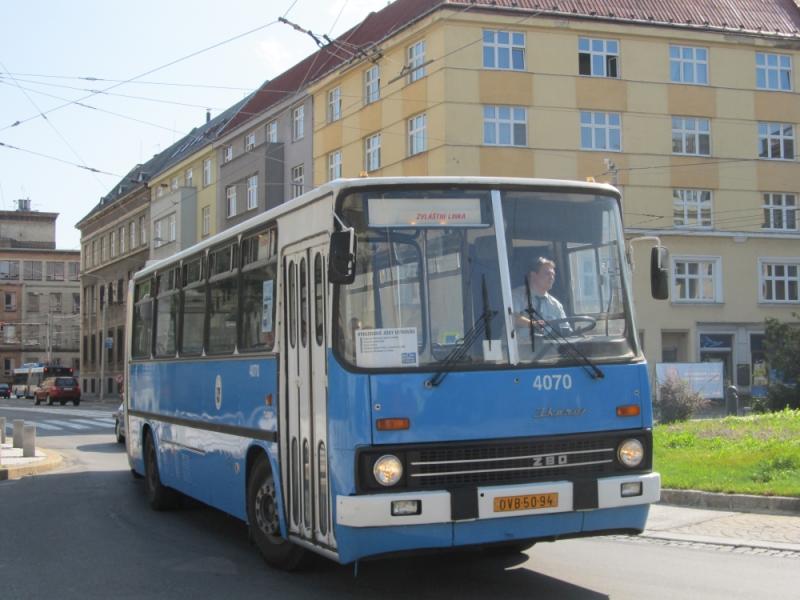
[307,0,800,393]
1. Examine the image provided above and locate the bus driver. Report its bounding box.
[512,256,571,338]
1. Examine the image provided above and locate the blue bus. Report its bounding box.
[126,176,668,569]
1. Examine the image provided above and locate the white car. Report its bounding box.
[114,403,126,444]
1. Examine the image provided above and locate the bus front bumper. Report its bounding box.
[336,472,660,528]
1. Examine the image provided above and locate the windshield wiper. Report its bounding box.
[427,277,496,388]
[528,307,604,380]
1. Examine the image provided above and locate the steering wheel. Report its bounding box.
[540,315,597,336]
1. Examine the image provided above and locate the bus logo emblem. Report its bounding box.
[215,375,223,410]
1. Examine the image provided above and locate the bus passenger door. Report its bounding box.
[283,241,333,549]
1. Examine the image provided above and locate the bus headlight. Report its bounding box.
[373,454,403,487]
[617,439,644,468]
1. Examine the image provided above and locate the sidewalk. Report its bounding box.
[0,441,62,480]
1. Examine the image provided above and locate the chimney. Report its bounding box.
[16,198,31,211]
[206,109,211,123]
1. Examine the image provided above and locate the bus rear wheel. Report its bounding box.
[143,431,179,511]
[247,458,306,570]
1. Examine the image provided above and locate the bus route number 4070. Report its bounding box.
[532,374,572,391]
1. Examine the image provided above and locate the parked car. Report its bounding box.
[114,403,126,444]
[0,383,10,398]
[34,377,81,406]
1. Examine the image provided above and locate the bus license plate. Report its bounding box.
[493,492,558,513]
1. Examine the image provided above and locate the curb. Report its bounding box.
[0,448,64,481]
[660,489,800,515]
[640,530,800,553]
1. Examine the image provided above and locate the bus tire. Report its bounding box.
[247,458,306,571]
[143,431,179,511]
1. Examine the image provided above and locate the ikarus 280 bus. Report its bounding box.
[125,176,669,569]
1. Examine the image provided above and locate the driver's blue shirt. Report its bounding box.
[511,286,571,338]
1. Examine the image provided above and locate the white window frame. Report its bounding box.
[669,45,708,85]
[110,231,117,258]
[756,52,792,91]
[327,87,341,122]
[203,158,212,186]
[171,177,179,191]
[407,40,427,82]
[408,113,428,156]
[483,105,527,147]
[759,258,800,303]
[328,150,342,181]
[130,220,137,249]
[291,164,304,199]
[292,105,304,141]
[580,111,621,151]
[482,30,525,71]
[247,175,258,210]
[579,37,619,78]
[202,206,211,236]
[153,220,162,248]
[245,132,256,151]
[364,134,381,172]
[223,145,233,163]
[266,121,278,143]
[673,189,712,229]
[672,116,711,156]
[226,185,237,218]
[140,215,147,245]
[119,226,125,254]
[168,214,176,242]
[185,168,193,187]
[364,65,380,104]
[762,192,797,231]
[758,122,795,160]
[672,256,722,304]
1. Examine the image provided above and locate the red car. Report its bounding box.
[34,377,81,406]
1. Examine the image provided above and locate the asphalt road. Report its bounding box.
[1,402,799,599]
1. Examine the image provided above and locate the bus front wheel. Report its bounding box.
[247,458,306,570]
[143,431,179,511]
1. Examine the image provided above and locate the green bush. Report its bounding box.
[655,375,709,423]
[767,384,800,411]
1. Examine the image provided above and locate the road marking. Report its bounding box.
[43,420,90,430]
[21,420,62,431]
[73,418,114,427]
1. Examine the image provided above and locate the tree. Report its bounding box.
[763,315,800,410]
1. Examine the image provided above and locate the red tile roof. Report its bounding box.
[222,0,800,134]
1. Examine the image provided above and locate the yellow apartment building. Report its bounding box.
[310,0,800,394]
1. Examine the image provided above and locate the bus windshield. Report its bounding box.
[334,185,637,370]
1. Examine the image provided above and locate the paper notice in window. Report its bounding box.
[355,327,419,368]
[261,280,274,333]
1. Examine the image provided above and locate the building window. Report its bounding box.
[328,150,342,181]
[153,220,162,247]
[68,262,79,281]
[579,37,618,78]
[202,206,211,236]
[327,87,341,122]
[72,292,80,314]
[171,177,179,191]
[100,236,107,262]
[23,261,42,280]
[670,45,708,85]
[291,164,305,198]
[364,65,380,104]
[245,132,256,151]
[762,193,797,231]
[92,241,98,266]
[407,40,427,81]
[672,117,710,155]
[120,226,126,254]
[364,134,381,172]
[266,121,278,143]
[673,189,712,229]
[185,168,193,187]
[203,158,212,186]
[758,122,794,160]
[484,105,527,146]
[580,111,621,151]
[50,292,62,313]
[760,260,799,303]
[168,214,176,242]
[46,261,65,281]
[292,105,304,141]
[247,175,258,210]
[110,231,117,258]
[4,291,16,311]
[226,185,237,218]
[483,30,524,70]
[408,113,427,156]
[130,220,137,249]
[139,216,147,245]
[27,292,39,313]
[756,52,792,91]
[673,257,721,303]
[223,145,233,163]
[0,261,19,280]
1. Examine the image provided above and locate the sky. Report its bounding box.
[0,0,383,249]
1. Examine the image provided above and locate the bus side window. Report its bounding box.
[180,255,206,356]
[207,243,238,355]
[132,280,153,359]
[155,268,179,358]
[240,227,278,352]
[314,253,324,347]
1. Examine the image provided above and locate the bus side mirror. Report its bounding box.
[650,246,669,300]
[328,229,356,284]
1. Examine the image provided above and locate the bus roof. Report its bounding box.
[133,176,620,280]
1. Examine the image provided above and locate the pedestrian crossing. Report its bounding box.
[0,405,117,435]
[4,417,115,433]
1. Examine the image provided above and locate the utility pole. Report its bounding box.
[99,295,106,403]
